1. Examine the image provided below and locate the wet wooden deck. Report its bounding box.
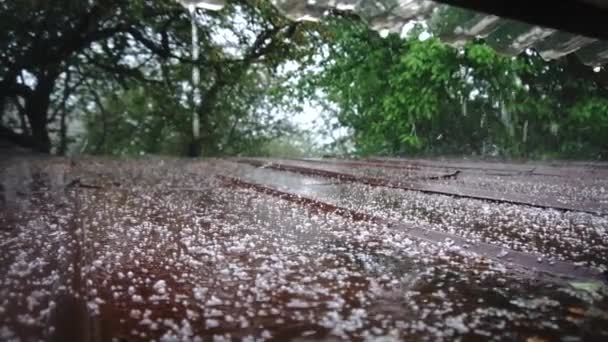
[1,156,607,341]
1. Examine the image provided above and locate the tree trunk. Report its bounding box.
[0,96,5,123]
[187,138,201,157]
[189,83,220,157]
[28,108,52,153]
[25,71,58,153]
[59,109,68,156]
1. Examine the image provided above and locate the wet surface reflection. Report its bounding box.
[1,157,607,341]
[230,160,608,270]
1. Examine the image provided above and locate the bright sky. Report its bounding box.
[291,103,318,130]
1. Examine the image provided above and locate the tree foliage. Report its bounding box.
[0,0,320,156]
[3,1,608,159]
[303,17,608,159]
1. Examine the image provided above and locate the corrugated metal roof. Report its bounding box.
[270,0,608,66]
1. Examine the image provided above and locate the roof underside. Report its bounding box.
[270,0,608,66]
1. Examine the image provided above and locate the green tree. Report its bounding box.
[301,16,608,159]
[0,0,321,156]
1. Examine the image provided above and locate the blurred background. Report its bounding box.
[1,0,607,160]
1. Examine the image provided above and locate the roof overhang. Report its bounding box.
[270,0,608,66]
